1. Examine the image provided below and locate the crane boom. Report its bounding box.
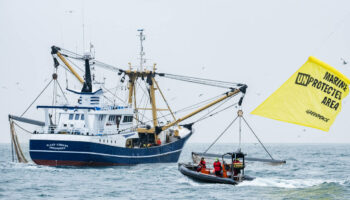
[137,85,246,134]
[51,46,84,84]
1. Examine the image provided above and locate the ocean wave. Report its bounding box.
[238,177,346,188]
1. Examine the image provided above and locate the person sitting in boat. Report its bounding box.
[197,157,206,172]
[233,158,243,176]
[213,158,222,177]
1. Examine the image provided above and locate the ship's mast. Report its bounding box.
[81,52,92,93]
[138,29,145,71]
[50,32,247,143]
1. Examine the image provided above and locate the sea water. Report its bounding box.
[0,143,349,200]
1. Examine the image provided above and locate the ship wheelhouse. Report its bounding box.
[36,88,135,137]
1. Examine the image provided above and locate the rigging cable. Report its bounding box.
[172,93,226,114]
[102,85,127,104]
[136,80,146,109]
[115,92,237,134]
[112,76,123,105]
[56,80,69,104]
[140,81,151,123]
[242,116,274,160]
[203,116,239,154]
[52,75,57,123]
[158,110,169,124]
[158,72,241,89]
[13,122,33,134]
[193,94,235,123]
[65,57,85,72]
[21,79,53,117]
[103,95,115,104]
[191,101,238,124]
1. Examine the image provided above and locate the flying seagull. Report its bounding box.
[340,58,347,65]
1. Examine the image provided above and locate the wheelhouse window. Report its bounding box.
[98,115,105,121]
[106,115,122,126]
[81,114,85,120]
[108,115,116,122]
[69,114,74,120]
[75,114,80,120]
[123,116,133,123]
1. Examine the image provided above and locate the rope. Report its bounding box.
[102,85,127,104]
[56,80,69,104]
[242,116,274,160]
[13,122,33,134]
[21,79,53,117]
[65,57,84,72]
[52,78,57,123]
[193,94,235,123]
[153,79,177,124]
[159,73,241,89]
[103,95,115,104]
[113,76,123,105]
[140,83,150,122]
[191,102,238,124]
[116,92,236,134]
[9,121,28,163]
[10,125,14,161]
[136,81,146,109]
[171,93,224,115]
[203,116,239,153]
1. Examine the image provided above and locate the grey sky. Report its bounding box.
[1,0,350,144]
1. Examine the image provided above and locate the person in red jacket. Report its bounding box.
[197,157,206,172]
[213,158,222,177]
[156,138,162,146]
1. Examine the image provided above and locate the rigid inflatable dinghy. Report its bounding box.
[178,152,255,185]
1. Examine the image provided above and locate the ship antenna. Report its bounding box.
[82,1,86,52]
[137,29,146,71]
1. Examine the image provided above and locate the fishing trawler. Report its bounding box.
[8,30,248,166]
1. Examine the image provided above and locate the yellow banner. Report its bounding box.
[251,56,350,131]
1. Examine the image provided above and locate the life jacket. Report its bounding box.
[233,160,243,168]
[213,161,222,172]
[200,160,206,168]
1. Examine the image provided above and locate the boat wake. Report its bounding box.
[177,177,205,187]
[238,177,346,188]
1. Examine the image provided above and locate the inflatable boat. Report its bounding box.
[178,152,255,185]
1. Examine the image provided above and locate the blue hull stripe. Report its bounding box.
[29,132,192,165]
[30,149,182,158]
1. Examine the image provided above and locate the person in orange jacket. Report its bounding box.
[213,158,222,176]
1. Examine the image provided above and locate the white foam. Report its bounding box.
[177,177,203,187]
[238,177,344,188]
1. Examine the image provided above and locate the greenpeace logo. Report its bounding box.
[295,73,311,86]
[306,110,329,122]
